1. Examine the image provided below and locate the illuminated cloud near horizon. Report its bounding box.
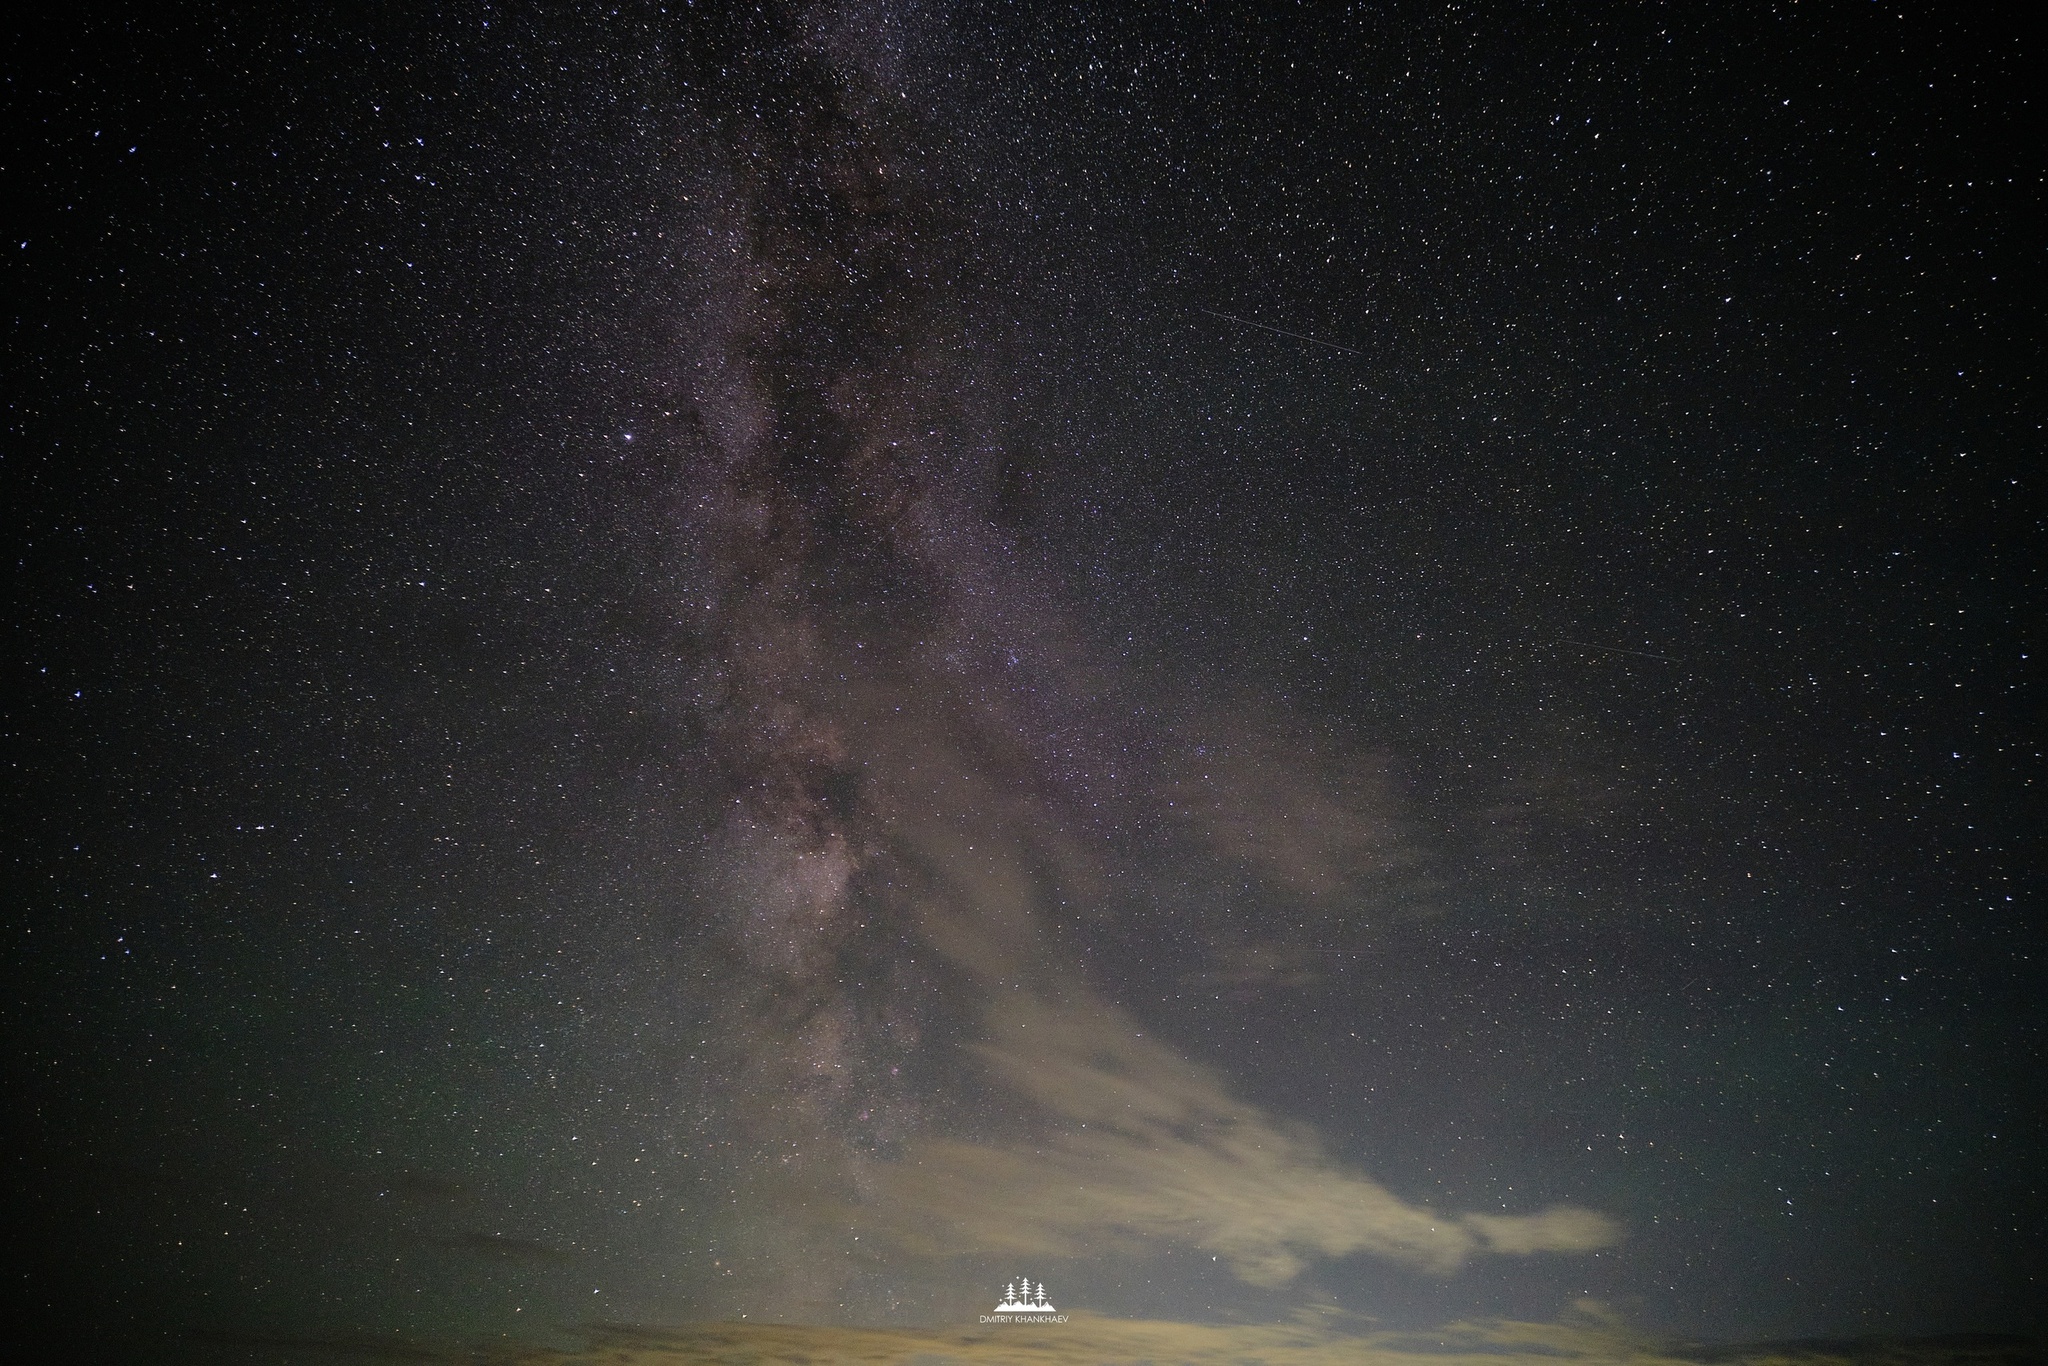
[870,991,1620,1285]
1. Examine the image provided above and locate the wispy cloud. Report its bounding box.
[870,994,1620,1285]
[181,1312,2024,1366]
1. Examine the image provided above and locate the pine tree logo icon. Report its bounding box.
[993,1277,1056,1313]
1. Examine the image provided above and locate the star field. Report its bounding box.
[4,3,2039,1362]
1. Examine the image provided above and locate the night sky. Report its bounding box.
[5,3,2041,1362]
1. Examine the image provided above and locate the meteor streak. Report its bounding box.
[1196,306,1365,355]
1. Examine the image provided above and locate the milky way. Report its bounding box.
[654,2,1616,1322]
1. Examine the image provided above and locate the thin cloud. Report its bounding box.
[213,1309,1797,1365]
[871,994,1620,1285]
